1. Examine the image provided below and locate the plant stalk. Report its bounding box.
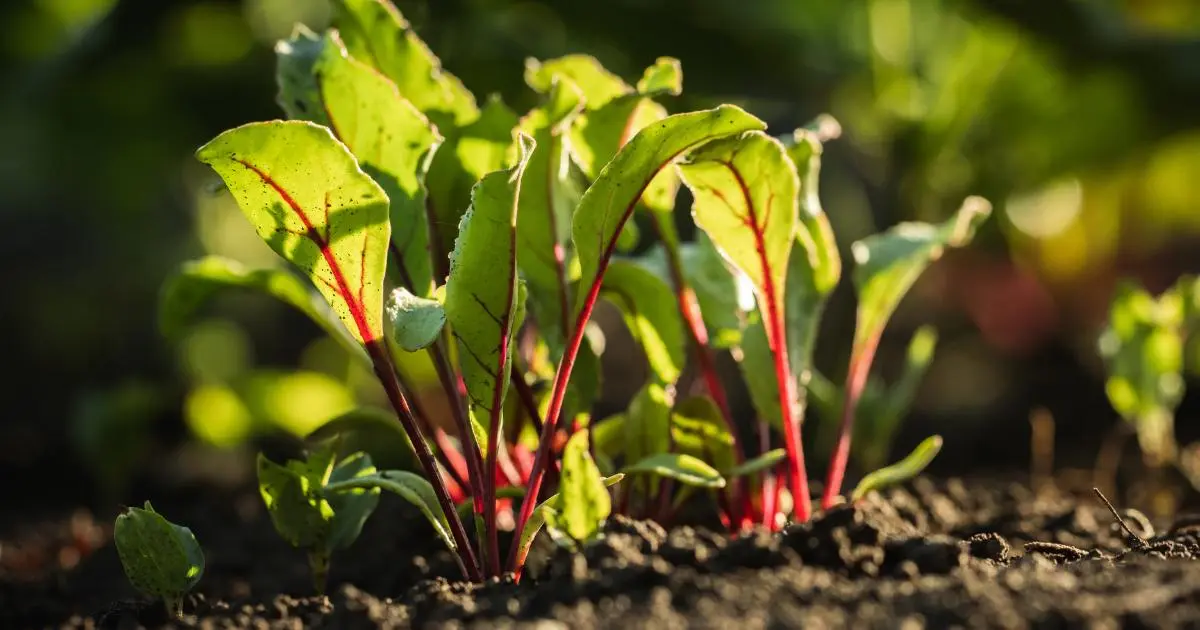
[429,338,488,506]
[649,211,746,525]
[365,341,482,581]
[822,332,882,510]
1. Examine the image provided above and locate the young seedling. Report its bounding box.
[256,446,381,593]
[113,502,204,619]
[1098,279,1187,468]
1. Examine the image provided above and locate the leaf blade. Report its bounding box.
[196,121,391,346]
[850,435,944,501]
[622,453,727,489]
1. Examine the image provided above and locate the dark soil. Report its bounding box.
[3,477,1199,629]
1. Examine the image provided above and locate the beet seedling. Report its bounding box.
[256,446,381,593]
[1098,279,1187,468]
[113,502,204,619]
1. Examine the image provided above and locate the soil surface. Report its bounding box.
[3,477,1199,629]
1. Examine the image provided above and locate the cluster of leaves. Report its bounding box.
[164,0,990,584]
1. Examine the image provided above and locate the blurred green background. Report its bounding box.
[3,0,1200,507]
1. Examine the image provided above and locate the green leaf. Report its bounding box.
[573,105,764,314]
[624,382,672,473]
[590,413,626,474]
[306,406,416,470]
[113,501,204,608]
[622,452,726,489]
[516,474,624,560]
[851,197,991,368]
[514,78,586,344]
[850,435,943,501]
[550,430,611,545]
[636,57,683,96]
[678,233,743,348]
[670,396,735,474]
[257,452,333,549]
[1099,280,1185,465]
[385,287,446,352]
[782,128,841,393]
[601,260,685,384]
[275,25,324,120]
[196,121,391,346]
[525,55,628,108]
[309,31,442,298]
[444,134,536,450]
[726,448,787,480]
[160,256,365,362]
[325,470,456,553]
[331,0,477,127]
[737,313,782,424]
[326,452,381,551]
[426,96,521,257]
[679,130,797,337]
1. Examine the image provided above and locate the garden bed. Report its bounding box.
[4,475,1198,629]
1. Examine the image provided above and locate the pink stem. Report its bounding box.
[821,332,882,510]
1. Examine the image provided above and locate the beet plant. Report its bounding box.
[164,0,991,582]
[113,502,204,618]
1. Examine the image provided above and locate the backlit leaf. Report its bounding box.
[622,452,726,489]
[516,474,623,560]
[114,502,204,605]
[326,452,381,551]
[257,453,333,549]
[444,134,536,449]
[196,121,391,346]
[331,0,477,127]
[851,198,991,369]
[850,435,943,501]
[573,105,764,314]
[552,430,611,544]
[601,260,685,384]
[725,448,787,480]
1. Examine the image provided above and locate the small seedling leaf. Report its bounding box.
[517,474,624,559]
[114,501,204,619]
[622,453,727,489]
[444,134,536,452]
[601,260,685,384]
[326,452,381,551]
[1099,280,1185,465]
[725,448,787,480]
[624,383,673,476]
[385,288,446,352]
[196,121,391,346]
[850,435,944,501]
[325,470,457,553]
[257,453,334,549]
[573,106,764,315]
[553,431,612,545]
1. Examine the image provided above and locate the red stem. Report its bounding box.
[722,164,811,524]
[821,332,882,509]
[394,366,470,490]
[429,340,487,507]
[649,212,745,526]
[366,341,482,581]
